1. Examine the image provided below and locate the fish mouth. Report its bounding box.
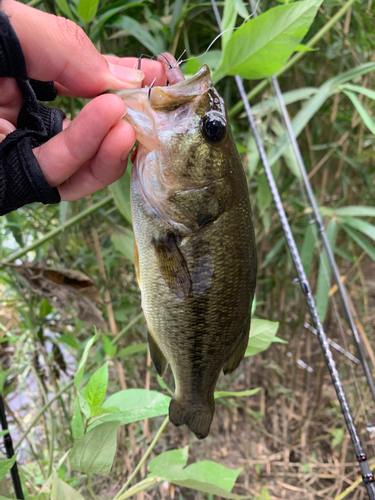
[115,64,212,111]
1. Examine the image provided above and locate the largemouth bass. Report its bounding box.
[116,64,256,439]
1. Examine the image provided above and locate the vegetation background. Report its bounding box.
[0,0,375,498]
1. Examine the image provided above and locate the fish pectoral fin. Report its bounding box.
[151,232,192,299]
[222,315,251,375]
[148,331,168,377]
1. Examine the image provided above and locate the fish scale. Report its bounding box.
[117,65,256,439]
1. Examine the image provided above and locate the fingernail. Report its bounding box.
[109,63,144,84]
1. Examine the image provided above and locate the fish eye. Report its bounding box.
[201,115,226,143]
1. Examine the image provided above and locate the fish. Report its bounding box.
[116,62,257,439]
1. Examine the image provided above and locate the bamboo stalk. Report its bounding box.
[228,0,358,118]
[4,195,114,264]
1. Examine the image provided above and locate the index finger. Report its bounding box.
[104,56,168,88]
[54,56,168,97]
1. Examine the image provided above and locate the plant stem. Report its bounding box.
[4,195,113,263]
[113,416,169,500]
[14,379,74,451]
[87,474,101,500]
[115,477,159,500]
[29,364,55,478]
[112,311,144,345]
[228,0,358,118]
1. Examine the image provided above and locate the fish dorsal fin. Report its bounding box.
[151,232,192,299]
[148,331,168,377]
[222,314,251,375]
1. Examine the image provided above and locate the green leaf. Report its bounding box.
[221,0,237,50]
[323,205,375,217]
[184,51,222,76]
[84,362,109,412]
[59,200,69,229]
[295,43,315,51]
[171,0,183,35]
[251,296,256,316]
[0,367,12,395]
[149,447,188,473]
[257,172,272,215]
[112,16,164,53]
[234,0,249,18]
[272,336,288,344]
[0,454,17,482]
[78,0,100,24]
[110,165,132,224]
[250,87,318,118]
[214,388,260,399]
[102,333,117,358]
[245,319,280,357]
[340,217,375,242]
[246,135,260,180]
[117,342,148,357]
[112,228,135,262]
[261,236,285,268]
[331,428,345,448]
[59,334,80,350]
[54,0,74,19]
[89,406,120,418]
[77,391,91,421]
[90,389,170,428]
[70,421,120,474]
[214,0,323,81]
[148,447,248,499]
[342,83,375,101]
[74,331,97,390]
[341,225,375,261]
[72,397,84,440]
[157,375,174,396]
[315,219,337,322]
[268,63,375,167]
[259,486,271,500]
[344,90,375,135]
[5,212,23,247]
[301,224,316,277]
[51,472,85,500]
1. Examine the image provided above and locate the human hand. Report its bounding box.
[0,0,168,201]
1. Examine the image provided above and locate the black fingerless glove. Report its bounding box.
[0,9,65,216]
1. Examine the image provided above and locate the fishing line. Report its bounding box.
[209,0,375,495]
[247,0,375,452]
[177,0,261,67]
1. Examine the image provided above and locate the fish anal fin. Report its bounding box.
[223,315,251,375]
[152,232,192,299]
[134,234,141,289]
[148,331,168,377]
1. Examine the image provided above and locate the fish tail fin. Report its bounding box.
[169,397,215,440]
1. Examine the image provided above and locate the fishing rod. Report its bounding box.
[247,0,375,407]
[0,395,24,499]
[209,0,375,496]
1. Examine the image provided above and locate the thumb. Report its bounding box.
[2,0,144,97]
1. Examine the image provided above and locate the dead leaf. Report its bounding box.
[3,263,106,328]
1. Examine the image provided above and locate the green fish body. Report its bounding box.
[116,66,257,439]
